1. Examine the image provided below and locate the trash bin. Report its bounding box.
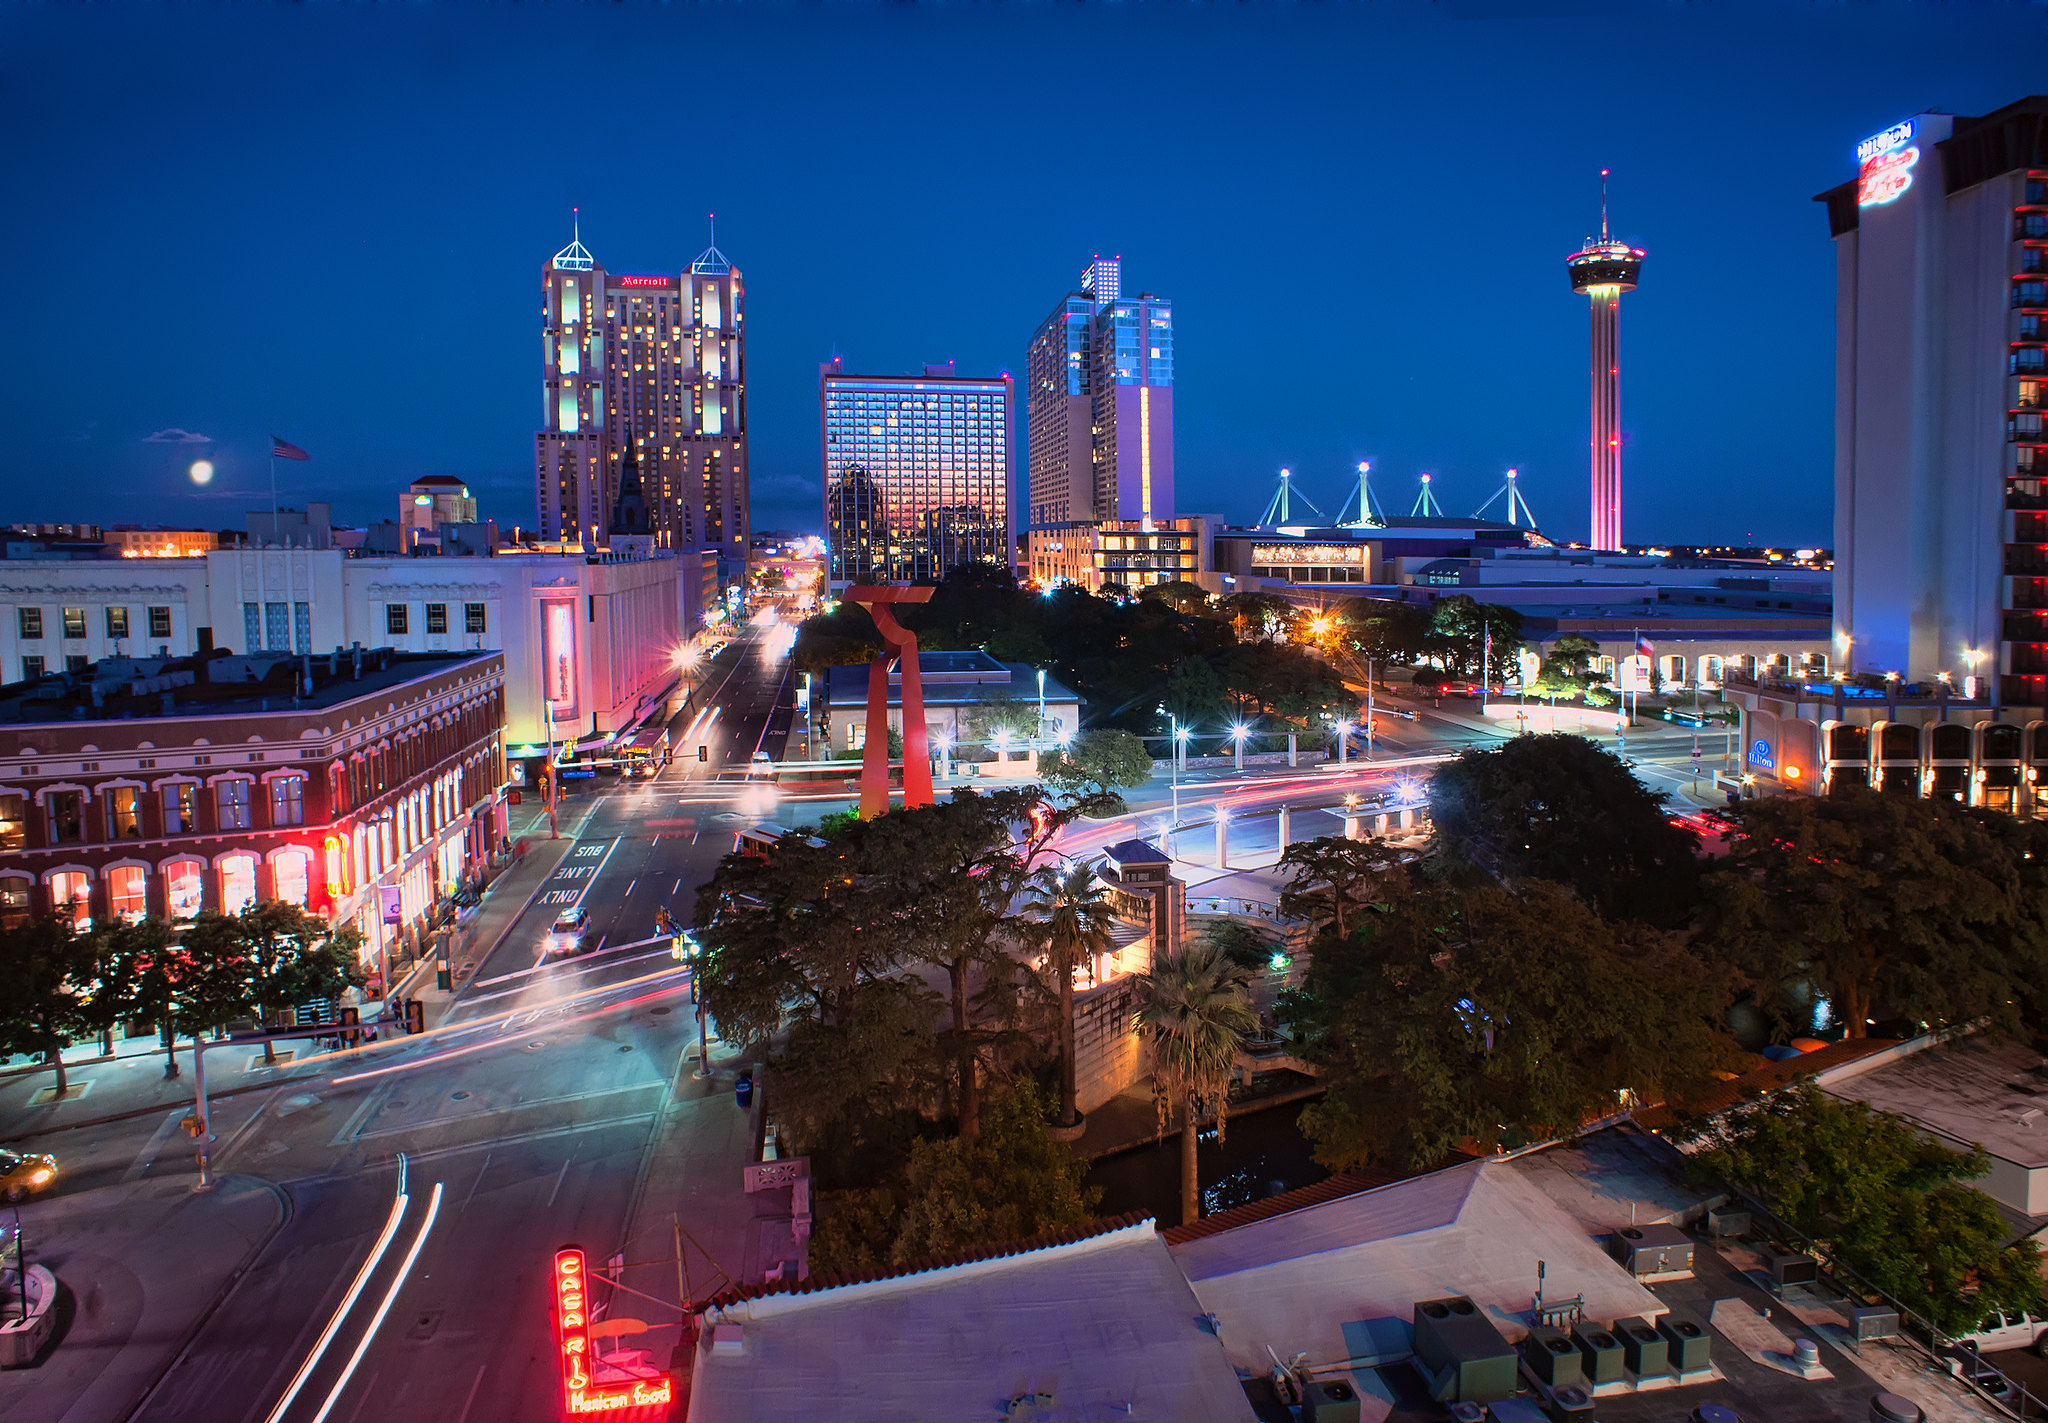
[735,1072,754,1108]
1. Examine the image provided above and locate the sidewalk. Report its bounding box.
[0,1172,283,1423]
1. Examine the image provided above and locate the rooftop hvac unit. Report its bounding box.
[1518,1325,1584,1388]
[1658,1310,1714,1372]
[1547,1383,1596,1419]
[1707,1204,1751,1238]
[1852,1306,1901,1342]
[1570,1323,1626,1384]
[1484,1399,1550,1423]
[1297,1378,1361,1423]
[1608,1223,1694,1277]
[1412,1295,1519,1404]
[1771,1251,1819,1288]
[1613,1315,1669,1378]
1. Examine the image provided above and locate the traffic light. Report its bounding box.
[401,998,425,1035]
[698,745,709,762]
[180,1112,203,1138]
[339,1006,362,1045]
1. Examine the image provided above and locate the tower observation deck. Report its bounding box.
[1566,175,1645,552]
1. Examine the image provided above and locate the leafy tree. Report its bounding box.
[1288,880,1735,1171]
[1040,728,1153,808]
[1161,657,1227,731]
[88,916,182,1072]
[0,917,97,1094]
[1138,581,1214,617]
[1203,917,1280,973]
[964,690,1039,749]
[1702,790,2048,1039]
[1424,596,1524,679]
[181,903,364,1062]
[1685,1082,2044,1334]
[1329,598,1432,673]
[1132,941,1258,1226]
[792,601,881,676]
[1426,733,1701,926]
[1219,642,1350,726]
[1531,633,1603,700]
[1024,860,1119,1128]
[807,1081,1100,1273]
[1278,834,1406,940]
[1217,592,1294,644]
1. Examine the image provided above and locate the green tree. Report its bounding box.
[1040,728,1153,808]
[183,903,364,1062]
[87,917,181,1072]
[1531,633,1603,700]
[1138,581,1213,617]
[1289,880,1735,1171]
[1161,657,1227,731]
[808,1081,1100,1273]
[1217,592,1294,644]
[1426,733,1701,926]
[1702,790,2048,1039]
[0,917,97,1095]
[1278,834,1406,940]
[1328,598,1431,674]
[1424,596,1523,679]
[1025,860,1119,1128]
[1685,1082,2044,1334]
[1203,918,1280,974]
[1132,941,1259,1226]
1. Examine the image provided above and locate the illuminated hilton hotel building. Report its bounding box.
[532,220,749,575]
[1728,97,2048,811]
[822,360,1013,589]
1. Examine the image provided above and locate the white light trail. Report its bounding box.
[261,1183,410,1423]
[307,1180,445,1423]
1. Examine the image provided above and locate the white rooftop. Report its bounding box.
[1169,1159,1666,1391]
[685,1221,1254,1423]
[1828,1037,2048,1171]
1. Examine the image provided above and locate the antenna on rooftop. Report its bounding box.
[1473,468,1540,528]
[1260,468,1324,527]
[1411,473,1445,518]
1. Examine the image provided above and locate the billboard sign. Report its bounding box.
[552,1247,671,1419]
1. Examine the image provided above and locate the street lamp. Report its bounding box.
[1171,720,1191,829]
[1036,668,1047,748]
[1334,718,1352,766]
[1230,720,1249,772]
[994,728,1012,770]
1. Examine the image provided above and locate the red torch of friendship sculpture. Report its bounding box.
[846,585,936,820]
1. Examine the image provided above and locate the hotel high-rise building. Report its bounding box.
[1025,256,1174,528]
[1823,98,2048,701]
[533,219,748,571]
[822,360,1013,588]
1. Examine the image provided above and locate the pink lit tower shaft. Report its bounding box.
[1566,172,1645,551]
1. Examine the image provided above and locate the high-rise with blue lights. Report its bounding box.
[1026,256,1175,529]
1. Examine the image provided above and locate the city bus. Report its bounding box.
[619,725,672,779]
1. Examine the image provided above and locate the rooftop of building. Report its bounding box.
[0,647,496,726]
[689,1218,1254,1423]
[821,654,1079,706]
[1824,1035,2048,1173]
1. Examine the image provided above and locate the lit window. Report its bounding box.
[272,851,309,907]
[216,779,252,831]
[17,607,41,640]
[49,871,91,931]
[219,854,257,915]
[0,877,29,928]
[271,775,305,827]
[62,607,86,639]
[104,786,141,838]
[109,865,147,923]
[162,782,197,833]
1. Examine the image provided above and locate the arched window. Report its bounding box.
[0,875,31,929]
[108,865,148,923]
[49,870,92,931]
[272,850,309,907]
[219,853,258,915]
[165,858,204,918]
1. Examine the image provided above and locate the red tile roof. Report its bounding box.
[1633,1037,1902,1132]
[704,1211,1155,1309]
[1160,1168,1408,1245]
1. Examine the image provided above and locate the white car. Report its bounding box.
[547,906,593,956]
[748,751,775,778]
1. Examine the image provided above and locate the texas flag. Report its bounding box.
[1635,634,1655,657]
[271,436,311,461]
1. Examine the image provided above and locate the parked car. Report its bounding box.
[1955,1309,2048,1355]
[0,1148,58,1203]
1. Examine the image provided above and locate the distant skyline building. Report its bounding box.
[822,360,1013,587]
[1025,256,1174,528]
[533,216,748,571]
[1566,179,1645,552]
[1822,97,2048,702]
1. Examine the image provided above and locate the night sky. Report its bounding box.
[5,5,2043,547]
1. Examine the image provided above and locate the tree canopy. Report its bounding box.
[1040,728,1153,807]
[1701,789,2048,1038]
[1424,596,1524,679]
[1285,878,1736,1172]
[1685,1082,2044,1334]
[1426,733,1701,926]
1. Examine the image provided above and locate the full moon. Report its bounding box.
[188,459,214,485]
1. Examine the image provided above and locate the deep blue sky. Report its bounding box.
[4,5,2042,546]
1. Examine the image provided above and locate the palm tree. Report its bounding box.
[1132,941,1258,1227]
[1025,859,1119,1129]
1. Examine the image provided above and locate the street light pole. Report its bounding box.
[1365,658,1375,761]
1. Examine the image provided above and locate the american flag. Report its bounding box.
[271,436,310,461]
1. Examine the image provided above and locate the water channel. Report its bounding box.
[1082,1096,1329,1230]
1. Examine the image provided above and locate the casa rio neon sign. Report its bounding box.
[552,1248,673,1419]
[1856,118,1918,207]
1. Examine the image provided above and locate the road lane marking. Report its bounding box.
[309,1180,445,1423]
[625,879,636,896]
[122,1108,188,1183]
[671,878,681,895]
[547,1151,574,1208]
[460,1151,492,1213]
[262,1182,410,1423]
[454,1365,488,1423]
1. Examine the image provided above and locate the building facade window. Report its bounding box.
[215,779,252,831]
[426,603,448,635]
[48,871,91,931]
[20,655,43,681]
[148,605,172,639]
[105,606,129,639]
[17,607,41,640]
[62,607,86,639]
[65,654,87,674]
[0,876,29,929]
[271,774,305,826]
[108,865,147,923]
[104,786,141,838]
[387,604,409,636]
[465,603,487,635]
[46,790,85,844]
[273,850,309,907]
[165,858,204,918]
[294,602,311,654]
[0,793,23,850]
[219,854,257,915]
[243,602,261,652]
[161,782,197,833]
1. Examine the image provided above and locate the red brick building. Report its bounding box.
[0,647,507,975]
